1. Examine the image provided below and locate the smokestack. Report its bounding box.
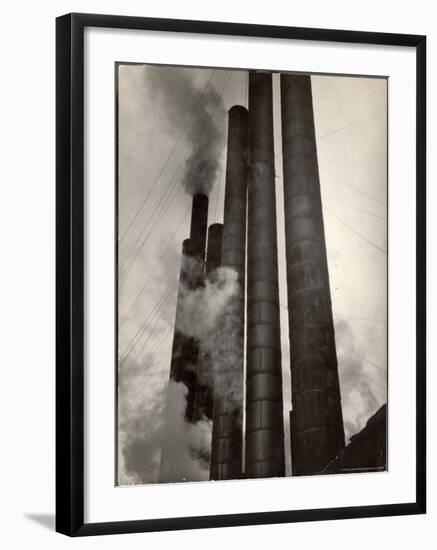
[205,223,223,276]
[280,74,345,475]
[168,193,209,416]
[210,106,248,480]
[159,195,209,482]
[159,239,199,482]
[245,73,285,479]
[187,193,209,264]
[167,238,198,422]
[192,223,224,424]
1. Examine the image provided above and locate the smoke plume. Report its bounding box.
[119,244,243,484]
[118,245,220,485]
[176,265,239,340]
[146,66,226,196]
[176,265,243,408]
[335,319,386,442]
[118,352,212,484]
[118,351,167,485]
[158,381,212,483]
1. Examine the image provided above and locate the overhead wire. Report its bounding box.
[120,291,170,363]
[119,203,191,329]
[119,71,234,369]
[320,165,386,207]
[322,193,386,220]
[344,315,386,325]
[119,69,217,244]
[354,352,387,376]
[127,69,239,400]
[121,293,173,369]
[119,71,233,286]
[131,301,171,364]
[119,165,184,285]
[324,206,387,254]
[149,325,172,357]
[316,107,386,142]
[321,76,367,117]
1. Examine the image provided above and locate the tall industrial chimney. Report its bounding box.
[205,223,223,276]
[210,106,248,480]
[166,237,199,422]
[280,74,345,475]
[245,74,285,479]
[159,194,209,482]
[186,193,209,265]
[192,223,224,424]
[158,238,197,483]
[169,193,208,419]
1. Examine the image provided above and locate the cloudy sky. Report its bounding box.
[117,64,387,485]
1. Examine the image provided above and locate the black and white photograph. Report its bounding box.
[0,1,430,545]
[117,64,388,485]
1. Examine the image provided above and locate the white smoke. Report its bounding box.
[118,246,231,485]
[176,266,239,340]
[118,351,167,485]
[119,253,244,484]
[158,381,212,483]
[176,265,243,407]
[336,319,386,443]
[118,354,213,485]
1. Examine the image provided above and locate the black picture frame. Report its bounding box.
[56,12,426,537]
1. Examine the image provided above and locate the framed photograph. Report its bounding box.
[56,13,426,536]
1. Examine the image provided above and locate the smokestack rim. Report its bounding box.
[192,192,209,203]
[208,222,224,231]
[228,105,249,115]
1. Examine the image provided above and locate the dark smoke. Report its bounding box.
[146,66,226,196]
